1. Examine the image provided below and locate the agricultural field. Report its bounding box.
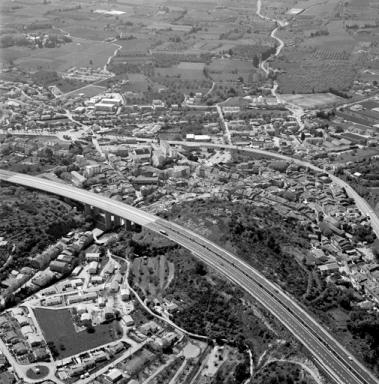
[12,39,116,73]
[206,58,256,83]
[34,308,122,359]
[275,58,355,94]
[155,61,206,80]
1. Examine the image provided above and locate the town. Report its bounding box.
[1,0,379,383]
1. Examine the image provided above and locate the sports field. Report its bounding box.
[280,93,344,109]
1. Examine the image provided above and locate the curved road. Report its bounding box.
[0,169,378,384]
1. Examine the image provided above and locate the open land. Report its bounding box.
[34,308,122,359]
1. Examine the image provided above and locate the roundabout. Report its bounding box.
[25,365,50,380]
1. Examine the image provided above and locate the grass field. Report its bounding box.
[34,308,122,359]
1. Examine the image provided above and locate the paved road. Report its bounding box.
[0,169,378,384]
[216,104,231,144]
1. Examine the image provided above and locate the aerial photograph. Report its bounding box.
[0,0,379,383]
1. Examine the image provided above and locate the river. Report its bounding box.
[256,0,305,129]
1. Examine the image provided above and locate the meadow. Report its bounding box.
[34,308,122,359]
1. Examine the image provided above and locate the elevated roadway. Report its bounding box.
[0,169,378,384]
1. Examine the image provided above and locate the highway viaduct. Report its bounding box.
[83,204,141,232]
[1,144,379,384]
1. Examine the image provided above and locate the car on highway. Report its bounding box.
[159,230,168,236]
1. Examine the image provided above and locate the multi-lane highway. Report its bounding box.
[0,169,378,384]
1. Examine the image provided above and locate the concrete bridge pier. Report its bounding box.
[124,219,133,231]
[84,204,92,216]
[113,216,121,227]
[104,212,112,230]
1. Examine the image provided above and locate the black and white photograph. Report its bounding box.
[0,0,379,383]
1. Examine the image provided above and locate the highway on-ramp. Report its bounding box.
[0,169,378,384]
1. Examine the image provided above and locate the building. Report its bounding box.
[33,347,49,361]
[84,164,102,177]
[124,315,134,326]
[95,103,117,113]
[86,252,100,262]
[223,106,240,115]
[71,171,86,187]
[32,244,63,269]
[27,333,43,347]
[186,134,211,142]
[91,276,104,285]
[121,288,130,301]
[20,325,33,337]
[67,292,97,305]
[44,296,62,307]
[72,266,83,276]
[131,147,151,163]
[105,368,123,383]
[13,342,28,356]
[88,261,99,275]
[110,280,119,293]
[50,260,71,274]
[15,315,29,327]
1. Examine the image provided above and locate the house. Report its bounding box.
[318,263,339,274]
[13,342,28,356]
[91,276,104,285]
[131,147,151,163]
[0,316,8,329]
[27,333,43,347]
[69,365,85,377]
[71,171,86,187]
[44,296,62,306]
[33,347,49,361]
[72,266,83,276]
[50,260,71,274]
[92,350,107,363]
[15,315,29,327]
[105,368,123,383]
[110,280,119,293]
[121,288,130,301]
[20,325,34,337]
[103,263,115,276]
[85,252,100,262]
[88,261,99,275]
[124,315,134,326]
[107,341,125,356]
[67,292,97,305]
[4,330,18,343]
